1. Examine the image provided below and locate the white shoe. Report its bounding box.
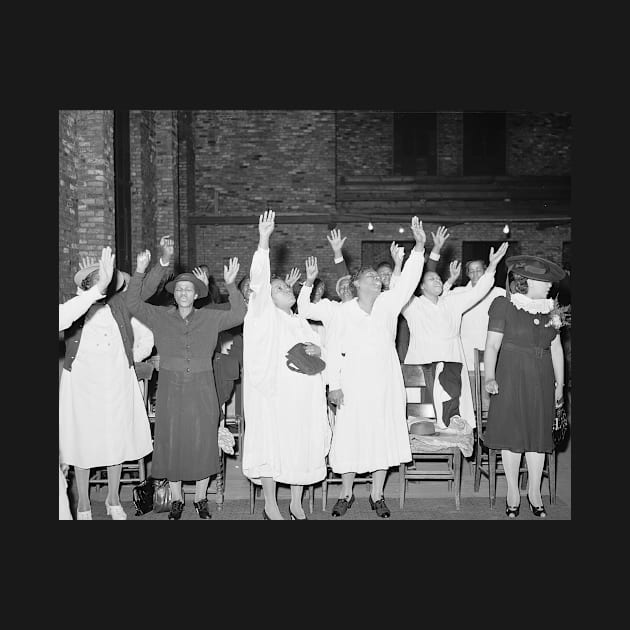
[77,509,92,520]
[105,499,128,520]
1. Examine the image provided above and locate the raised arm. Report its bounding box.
[213,257,247,332]
[297,256,336,324]
[140,235,174,301]
[125,250,165,328]
[426,225,450,273]
[388,242,405,290]
[442,260,461,294]
[327,228,351,277]
[247,210,275,319]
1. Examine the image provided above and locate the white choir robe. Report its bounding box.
[242,248,331,486]
[325,248,425,474]
[401,269,497,430]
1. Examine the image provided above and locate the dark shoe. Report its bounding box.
[527,496,547,518]
[193,498,212,520]
[289,505,308,521]
[505,500,520,519]
[331,495,355,517]
[168,500,184,520]
[368,495,391,518]
[263,509,270,520]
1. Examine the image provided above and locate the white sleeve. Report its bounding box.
[132,317,155,362]
[324,308,344,391]
[380,248,425,315]
[58,285,104,332]
[297,284,335,325]
[448,269,496,315]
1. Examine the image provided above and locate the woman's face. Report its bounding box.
[421,271,443,298]
[271,278,296,309]
[313,281,326,302]
[174,281,198,308]
[376,264,392,290]
[526,278,552,299]
[240,277,252,301]
[337,277,354,302]
[354,268,382,296]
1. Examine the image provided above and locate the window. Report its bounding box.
[393,112,437,176]
[463,112,506,175]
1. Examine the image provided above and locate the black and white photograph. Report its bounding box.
[58,109,572,521]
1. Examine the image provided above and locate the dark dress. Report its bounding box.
[482,296,558,453]
[126,268,247,481]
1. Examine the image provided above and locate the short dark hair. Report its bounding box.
[510,272,529,294]
[237,276,250,292]
[311,278,327,302]
[80,270,99,291]
[376,261,393,272]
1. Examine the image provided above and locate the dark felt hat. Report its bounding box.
[164,272,209,298]
[506,255,565,282]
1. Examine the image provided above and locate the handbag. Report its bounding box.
[152,478,173,513]
[553,404,569,447]
[132,477,155,516]
[285,342,326,375]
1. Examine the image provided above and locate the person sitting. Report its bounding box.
[401,242,509,432]
[449,258,506,371]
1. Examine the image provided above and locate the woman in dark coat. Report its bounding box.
[483,255,565,519]
[126,249,247,520]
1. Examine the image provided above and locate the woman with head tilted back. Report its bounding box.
[325,216,427,518]
[125,242,246,520]
[482,255,565,518]
[242,211,331,520]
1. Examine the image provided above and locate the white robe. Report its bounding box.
[450,282,506,370]
[401,270,496,429]
[58,305,153,469]
[325,248,425,474]
[242,248,331,485]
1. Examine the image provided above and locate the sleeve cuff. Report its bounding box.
[429,251,440,261]
[159,257,170,267]
[333,256,344,264]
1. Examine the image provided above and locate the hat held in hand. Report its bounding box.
[285,342,326,376]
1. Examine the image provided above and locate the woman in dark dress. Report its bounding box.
[126,249,247,520]
[483,255,565,518]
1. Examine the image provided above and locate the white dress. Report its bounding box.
[242,248,331,485]
[401,270,497,429]
[450,283,506,370]
[325,248,425,474]
[58,305,153,469]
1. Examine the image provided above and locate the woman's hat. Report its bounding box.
[164,272,208,298]
[506,255,565,282]
[73,264,125,291]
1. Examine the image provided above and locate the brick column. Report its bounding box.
[437,112,463,176]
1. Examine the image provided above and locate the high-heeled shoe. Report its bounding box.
[193,498,212,520]
[105,498,128,520]
[168,499,185,520]
[505,500,520,518]
[289,505,308,520]
[527,496,546,518]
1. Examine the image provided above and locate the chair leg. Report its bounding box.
[308,485,314,514]
[215,450,225,511]
[454,450,462,510]
[138,457,146,482]
[399,463,405,509]
[549,451,557,504]
[322,479,327,511]
[474,445,482,492]
[249,481,255,515]
[489,449,497,508]
[520,469,528,490]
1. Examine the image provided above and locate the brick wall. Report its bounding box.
[437,112,463,176]
[336,111,393,178]
[191,219,570,300]
[58,110,116,301]
[507,112,572,175]
[191,110,336,220]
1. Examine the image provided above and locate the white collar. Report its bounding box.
[510,292,554,315]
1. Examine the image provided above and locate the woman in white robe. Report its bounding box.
[325,216,427,518]
[402,243,509,431]
[242,211,330,520]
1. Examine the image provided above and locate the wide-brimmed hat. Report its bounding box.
[74,264,125,291]
[506,255,565,282]
[164,272,208,298]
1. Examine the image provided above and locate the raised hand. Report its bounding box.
[326,228,347,257]
[303,342,321,357]
[192,266,209,287]
[485,379,499,395]
[79,255,98,270]
[136,249,151,274]
[448,260,461,285]
[223,257,240,285]
[159,235,174,263]
[430,225,450,251]
[410,216,426,249]
[95,246,115,294]
[305,256,319,284]
[390,241,405,267]
[488,241,509,268]
[285,267,301,288]
[258,210,275,247]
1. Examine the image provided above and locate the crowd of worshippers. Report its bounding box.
[59,212,568,520]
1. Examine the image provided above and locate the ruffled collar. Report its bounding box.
[509,292,554,315]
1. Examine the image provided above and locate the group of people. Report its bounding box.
[59,211,567,520]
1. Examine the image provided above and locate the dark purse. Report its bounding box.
[553,404,569,447]
[285,342,326,375]
[132,477,155,516]
[153,478,172,513]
